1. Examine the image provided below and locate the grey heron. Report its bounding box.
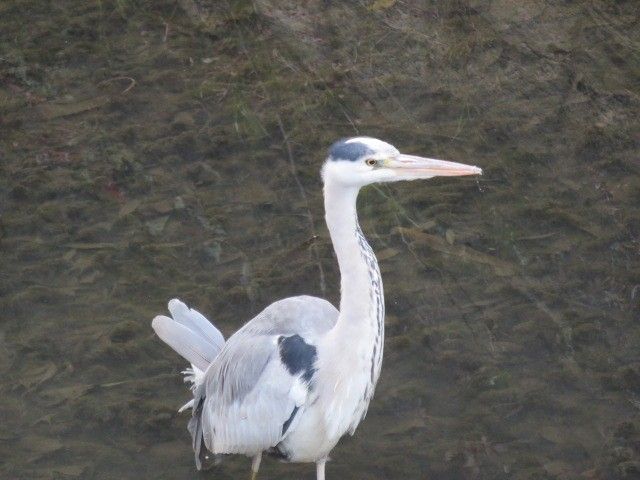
[151,137,482,479]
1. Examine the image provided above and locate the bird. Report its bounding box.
[151,137,482,480]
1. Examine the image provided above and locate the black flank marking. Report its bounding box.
[278,334,317,383]
[282,406,299,435]
[267,445,291,461]
[194,395,205,414]
[198,437,216,471]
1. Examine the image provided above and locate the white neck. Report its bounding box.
[323,179,385,343]
[319,176,385,439]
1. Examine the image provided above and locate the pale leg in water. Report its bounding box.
[250,453,262,480]
[316,458,326,480]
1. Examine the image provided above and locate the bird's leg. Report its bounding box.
[316,458,326,480]
[250,452,262,480]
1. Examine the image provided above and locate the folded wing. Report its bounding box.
[191,296,338,465]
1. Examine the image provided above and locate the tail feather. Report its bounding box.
[167,299,225,351]
[152,299,225,469]
[152,315,216,372]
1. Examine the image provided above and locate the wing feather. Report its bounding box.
[193,296,338,456]
[202,334,301,453]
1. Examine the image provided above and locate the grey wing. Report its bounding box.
[192,296,338,460]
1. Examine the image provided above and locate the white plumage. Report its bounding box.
[151,137,482,479]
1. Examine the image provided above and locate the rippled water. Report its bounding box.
[1,1,639,479]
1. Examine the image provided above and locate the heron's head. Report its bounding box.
[322,137,481,188]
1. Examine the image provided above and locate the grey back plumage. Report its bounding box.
[235,295,337,336]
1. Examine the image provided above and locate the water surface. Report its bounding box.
[1,1,639,479]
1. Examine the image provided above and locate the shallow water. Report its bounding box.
[1,1,639,479]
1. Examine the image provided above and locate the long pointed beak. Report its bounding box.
[388,154,482,178]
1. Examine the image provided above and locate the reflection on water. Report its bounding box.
[1,1,639,478]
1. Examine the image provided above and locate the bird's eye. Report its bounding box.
[365,159,377,167]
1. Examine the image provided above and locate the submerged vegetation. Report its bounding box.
[1,0,639,478]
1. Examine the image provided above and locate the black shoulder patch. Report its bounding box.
[328,138,374,162]
[278,334,317,383]
[281,405,299,435]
